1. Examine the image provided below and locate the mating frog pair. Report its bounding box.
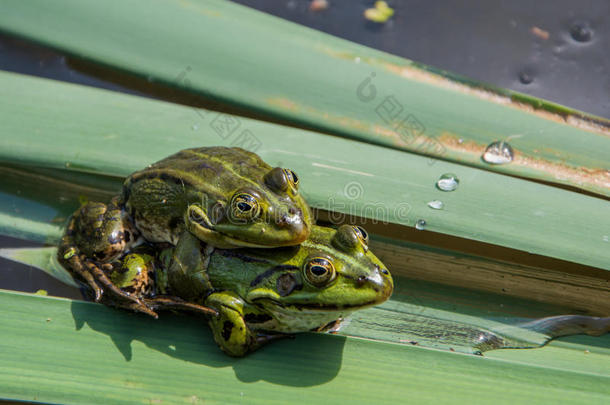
[58,147,393,356]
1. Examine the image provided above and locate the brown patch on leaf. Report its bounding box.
[266,97,370,133]
[439,133,610,194]
[317,45,610,137]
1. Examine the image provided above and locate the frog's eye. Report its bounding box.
[283,169,299,190]
[264,167,300,193]
[264,167,288,192]
[331,224,368,253]
[304,257,336,287]
[230,193,260,222]
[353,226,369,249]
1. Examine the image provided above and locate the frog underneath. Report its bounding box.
[115,224,393,356]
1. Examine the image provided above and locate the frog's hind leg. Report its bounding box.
[58,199,154,316]
[205,291,290,357]
[59,214,105,301]
[62,246,158,317]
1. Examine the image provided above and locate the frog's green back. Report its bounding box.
[121,147,312,247]
[126,147,271,203]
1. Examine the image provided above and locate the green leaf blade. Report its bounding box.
[0,0,608,195]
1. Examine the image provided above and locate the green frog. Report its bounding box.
[59,147,312,316]
[116,224,393,356]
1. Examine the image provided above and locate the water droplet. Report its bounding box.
[436,173,459,191]
[415,219,426,230]
[427,200,444,210]
[192,124,199,131]
[482,141,514,165]
[570,22,593,42]
[603,235,609,243]
[519,71,533,84]
[354,57,361,64]
[458,138,464,144]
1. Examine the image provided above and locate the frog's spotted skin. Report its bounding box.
[123,147,310,248]
[58,147,313,316]
[160,224,393,356]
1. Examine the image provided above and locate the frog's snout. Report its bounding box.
[357,265,393,302]
[275,208,310,242]
[277,212,300,227]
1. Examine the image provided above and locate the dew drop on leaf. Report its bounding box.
[427,200,444,210]
[482,141,514,165]
[436,173,459,191]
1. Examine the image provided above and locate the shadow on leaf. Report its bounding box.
[70,299,345,387]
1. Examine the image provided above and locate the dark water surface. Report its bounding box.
[232,0,610,118]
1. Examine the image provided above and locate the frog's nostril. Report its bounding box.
[277,215,289,227]
[277,212,302,228]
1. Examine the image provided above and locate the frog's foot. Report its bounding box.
[143,296,219,317]
[61,249,104,301]
[122,301,160,318]
[61,246,158,318]
[205,291,283,357]
[85,259,160,317]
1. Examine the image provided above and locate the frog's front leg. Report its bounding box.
[59,198,151,314]
[164,230,214,302]
[205,291,288,357]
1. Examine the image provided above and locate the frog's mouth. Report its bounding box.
[188,209,309,249]
[254,298,385,312]
[189,219,278,249]
[285,300,383,311]
[218,226,309,249]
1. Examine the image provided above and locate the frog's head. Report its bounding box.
[185,166,312,249]
[244,225,393,331]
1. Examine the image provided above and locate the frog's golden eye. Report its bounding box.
[230,193,260,222]
[283,169,299,190]
[304,257,336,287]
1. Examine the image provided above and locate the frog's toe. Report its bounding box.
[82,271,104,302]
[124,301,159,319]
[83,260,149,308]
[143,296,218,318]
[256,332,294,346]
[61,252,104,301]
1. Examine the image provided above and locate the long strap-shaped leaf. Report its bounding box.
[7,246,608,355]
[0,0,608,196]
[0,71,608,271]
[2,289,609,404]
